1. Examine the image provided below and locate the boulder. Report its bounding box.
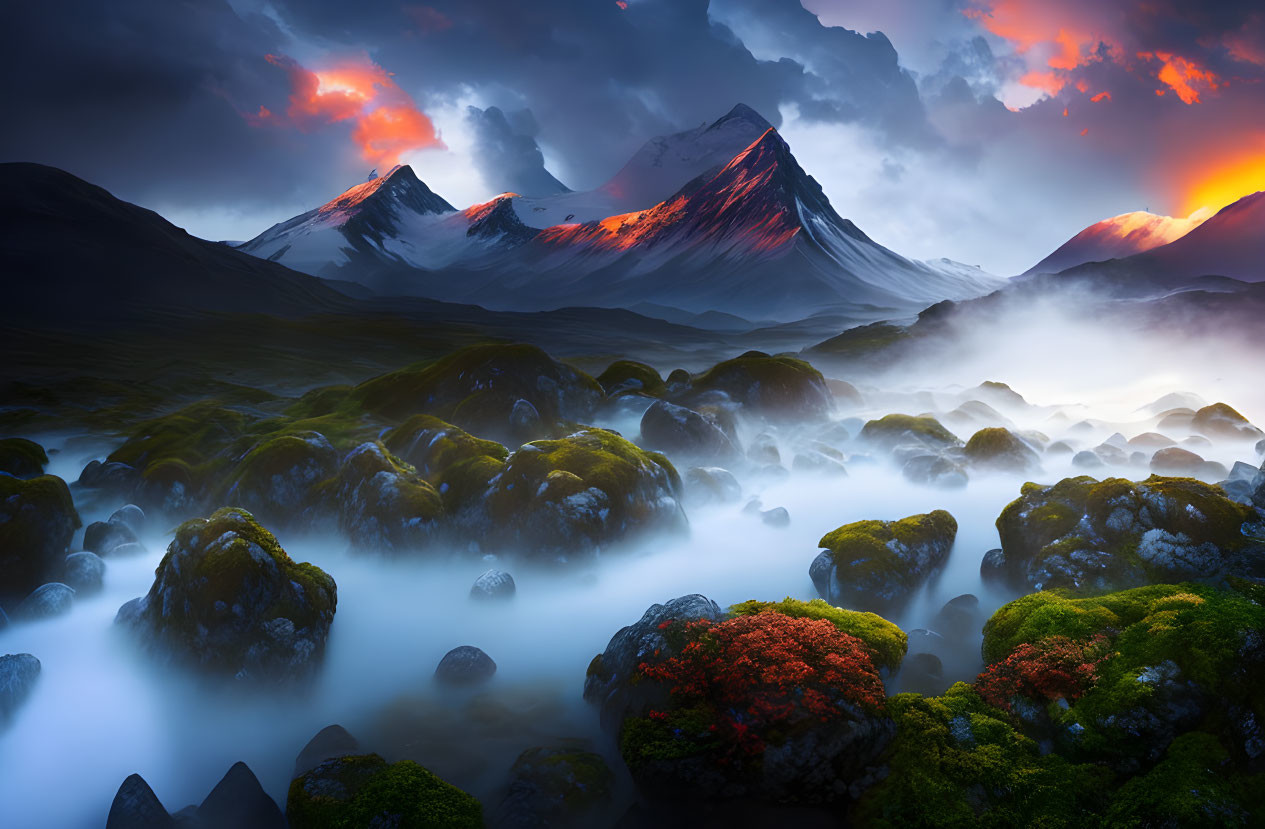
[0,438,48,478]
[115,507,336,682]
[1190,403,1263,441]
[470,569,516,601]
[493,746,614,829]
[63,551,105,593]
[682,466,741,506]
[1149,447,1206,475]
[811,511,958,610]
[639,399,738,460]
[761,507,791,527]
[78,460,139,491]
[221,432,339,528]
[110,504,146,535]
[861,414,960,453]
[596,360,665,397]
[746,432,781,465]
[83,516,141,556]
[195,761,286,828]
[16,583,75,621]
[929,594,981,639]
[964,427,1040,473]
[0,474,80,603]
[294,725,362,779]
[993,475,1261,593]
[686,352,833,421]
[1128,432,1176,450]
[479,429,685,558]
[1072,450,1103,469]
[287,754,482,828]
[979,548,1007,584]
[435,645,496,685]
[902,454,968,488]
[791,443,848,476]
[898,652,944,696]
[106,774,174,829]
[0,653,40,723]
[334,442,444,553]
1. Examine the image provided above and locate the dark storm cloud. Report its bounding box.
[465,106,570,197]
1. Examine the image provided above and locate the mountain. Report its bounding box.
[239,165,457,276]
[1026,209,1209,275]
[1120,191,1265,283]
[0,162,354,324]
[511,103,775,229]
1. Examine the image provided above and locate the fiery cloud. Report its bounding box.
[1179,139,1265,216]
[963,0,1221,105]
[256,54,443,166]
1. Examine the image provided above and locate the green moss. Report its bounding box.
[690,352,831,418]
[287,754,481,829]
[0,438,48,477]
[818,510,958,585]
[729,597,908,671]
[964,428,1037,467]
[383,414,508,479]
[1102,733,1259,827]
[0,473,81,599]
[854,683,1112,828]
[806,322,910,361]
[596,360,665,397]
[860,413,961,449]
[619,705,717,770]
[107,400,249,469]
[510,747,614,811]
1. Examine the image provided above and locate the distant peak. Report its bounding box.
[710,103,773,132]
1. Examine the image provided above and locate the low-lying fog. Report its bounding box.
[2,297,1263,827]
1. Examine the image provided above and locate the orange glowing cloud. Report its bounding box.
[1090,91,1111,103]
[256,54,443,166]
[963,0,1220,105]
[1179,144,1265,216]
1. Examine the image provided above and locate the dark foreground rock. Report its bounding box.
[293,724,362,779]
[435,645,497,686]
[0,653,41,723]
[493,745,615,829]
[107,763,285,829]
[0,474,80,603]
[115,507,336,683]
[287,754,482,828]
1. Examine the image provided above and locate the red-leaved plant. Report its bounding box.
[975,634,1113,711]
[637,612,886,756]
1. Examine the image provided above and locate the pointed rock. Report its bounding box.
[196,762,285,829]
[105,774,173,829]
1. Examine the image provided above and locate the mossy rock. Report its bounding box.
[980,583,1265,767]
[596,360,665,397]
[854,683,1112,828]
[861,414,961,452]
[0,474,80,602]
[1191,402,1264,441]
[729,597,907,672]
[116,507,336,682]
[812,511,958,610]
[220,432,339,527]
[287,753,482,829]
[383,415,508,479]
[994,475,1260,593]
[333,443,445,553]
[0,438,48,478]
[495,746,615,827]
[687,352,832,420]
[805,322,910,362]
[964,427,1039,473]
[352,343,602,440]
[107,400,249,471]
[483,428,684,557]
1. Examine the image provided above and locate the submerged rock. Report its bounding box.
[83,515,141,556]
[470,569,516,601]
[597,360,665,398]
[761,506,791,527]
[106,774,173,829]
[0,653,41,723]
[0,474,80,604]
[1190,402,1263,440]
[686,352,833,421]
[811,511,958,610]
[639,399,738,461]
[682,466,741,506]
[62,551,104,593]
[964,427,1040,473]
[0,438,48,478]
[861,414,960,453]
[78,460,139,491]
[288,754,482,829]
[115,507,337,683]
[902,454,968,489]
[493,745,615,829]
[15,583,75,621]
[435,645,497,686]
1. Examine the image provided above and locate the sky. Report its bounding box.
[2,0,1263,275]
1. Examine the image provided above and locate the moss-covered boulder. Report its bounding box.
[493,746,615,829]
[992,475,1261,593]
[221,432,339,527]
[860,414,961,453]
[353,343,602,442]
[600,599,895,803]
[332,442,445,553]
[381,415,508,514]
[729,597,908,673]
[686,351,832,421]
[639,400,738,461]
[964,427,1040,473]
[481,429,685,558]
[979,583,1265,771]
[810,511,958,611]
[597,360,665,397]
[0,438,48,478]
[115,507,336,682]
[0,474,80,603]
[287,754,482,829]
[1191,403,1264,441]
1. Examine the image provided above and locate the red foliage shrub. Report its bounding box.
[976,634,1113,711]
[638,612,886,756]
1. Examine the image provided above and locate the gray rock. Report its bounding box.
[1072,450,1103,469]
[761,507,791,528]
[16,583,74,620]
[1150,447,1207,475]
[980,548,1007,583]
[63,551,105,593]
[0,653,41,723]
[83,518,140,556]
[106,774,173,829]
[510,398,542,437]
[1257,438,1265,457]
[110,504,146,535]
[683,466,741,506]
[902,454,968,488]
[746,432,781,465]
[900,652,944,696]
[493,745,614,829]
[293,724,361,779]
[195,761,286,829]
[471,569,516,601]
[435,645,497,685]
[78,460,139,490]
[931,594,981,638]
[640,399,737,460]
